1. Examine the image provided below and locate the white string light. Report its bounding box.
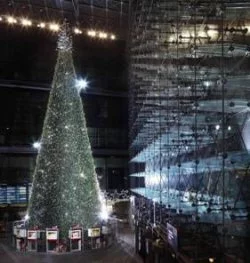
[0,14,117,40]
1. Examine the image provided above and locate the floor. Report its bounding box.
[0,223,142,263]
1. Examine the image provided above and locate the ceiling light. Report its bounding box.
[99,32,107,39]
[49,23,60,32]
[38,22,46,28]
[21,18,32,26]
[110,34,116,40]
[7,16,17,24]
[87,30,96,37]
[74,28,82,34]
[76,78,88,91]
[33,141,41,149]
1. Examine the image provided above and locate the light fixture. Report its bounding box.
[33,141,41,149]
[49,23,60,32]
[209,258,215,263]
[228,126,231,131]
[87,30,96,37]
[215,124,220,130]
[7,16,17,24]
[21,18,32,26]
[37,22,46,28]
[0,14,117,40]
[74,27,82,34]
[24,214,30,221]
[204,81,211,87]
[99,32,107,39]
[76,78,88,91]
[99,203,109,221]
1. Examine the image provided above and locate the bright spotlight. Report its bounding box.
[76,78,88,91]
[110,34,116,40]
[24,214,30,221]
[100,206,109,221]
[33,141,41,149]
[215,124,220,130]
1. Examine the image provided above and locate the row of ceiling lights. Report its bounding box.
[0,15,116,40]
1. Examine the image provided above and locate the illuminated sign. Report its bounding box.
[46,230,58,240]
[88,228,101,237]
[167,223,178,252]
[27,230,37,240]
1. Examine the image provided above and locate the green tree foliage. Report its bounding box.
[28,25,101,237]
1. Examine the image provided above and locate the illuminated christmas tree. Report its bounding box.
[28,24,103,237]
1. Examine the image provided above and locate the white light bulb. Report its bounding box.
[33,141,41,149]
[215,124,220,130]
[87,30,96,37]
[7,16,17,24]
[74,28,82,34]
[21,18,32,26]
[49,23,60,31]
[76,78,88,91]
[110,34,116,40]
[38,22,46,28]
[99,32,107,39]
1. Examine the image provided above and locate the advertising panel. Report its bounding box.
[167,223,178,252]
[88,228,101,237]
[70,229,81,239]
[27,230,37,240]
[46,230,58,240]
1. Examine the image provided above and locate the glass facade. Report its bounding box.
[0,185,30,204]
[129,0,250,260]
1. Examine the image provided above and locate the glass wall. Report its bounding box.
[129,0,250,260]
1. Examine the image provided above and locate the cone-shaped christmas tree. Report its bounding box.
[28,23,102,237]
